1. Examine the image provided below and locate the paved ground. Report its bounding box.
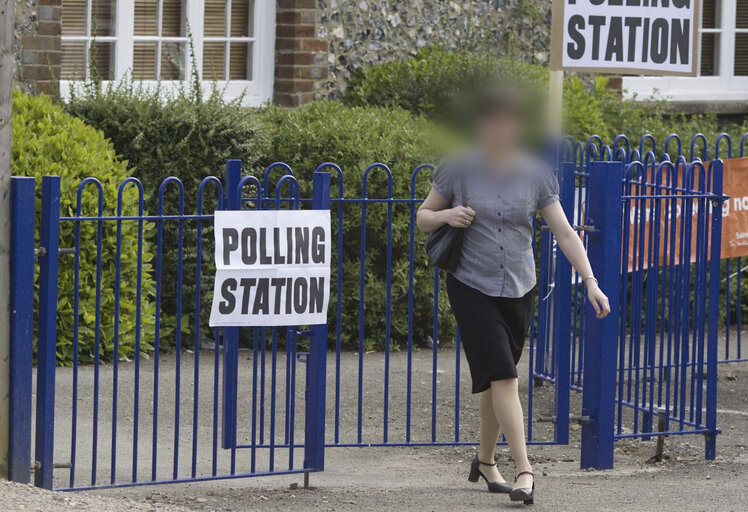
[12,340,748,511]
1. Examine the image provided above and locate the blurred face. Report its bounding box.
[476,111,522,156]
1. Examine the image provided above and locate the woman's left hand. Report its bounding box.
[587,282,611,319]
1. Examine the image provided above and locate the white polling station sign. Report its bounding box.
[209,210,331,327]
[551,0,699,75]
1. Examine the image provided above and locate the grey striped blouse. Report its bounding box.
[431,151,560,298]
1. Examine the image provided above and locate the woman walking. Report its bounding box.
[416,91,611,505]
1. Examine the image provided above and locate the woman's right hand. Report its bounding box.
[442,206,476,228]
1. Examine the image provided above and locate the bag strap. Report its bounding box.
[460,170,467,207]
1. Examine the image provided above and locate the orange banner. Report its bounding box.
[720,157,748,259]
[623,157,748,272]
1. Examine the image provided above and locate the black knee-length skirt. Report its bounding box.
[446,274,536,394]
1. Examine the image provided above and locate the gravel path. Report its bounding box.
[8,339,748,511]
[0,480,187,511]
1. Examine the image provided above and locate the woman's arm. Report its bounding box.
[416,188,476,233]
[540,200,611,319]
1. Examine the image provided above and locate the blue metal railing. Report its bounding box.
[7,130,740,488]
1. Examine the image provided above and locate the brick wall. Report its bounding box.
[274,0,329,107]
[13,0,61,97]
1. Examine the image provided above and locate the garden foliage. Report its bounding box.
[343,47,737,145]
[65,82,272,334]
[11,91,157,364]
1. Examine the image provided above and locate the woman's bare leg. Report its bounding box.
[477,389,507,483]
[489,378,533,489]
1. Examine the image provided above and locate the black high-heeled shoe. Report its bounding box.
[509,471,535,505]
[468,456,512,494]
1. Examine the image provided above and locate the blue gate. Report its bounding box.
[8,162,329,490]
[534,136,726,465]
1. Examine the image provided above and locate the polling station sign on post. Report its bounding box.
[209,210,331,327]
[551,0,699,75]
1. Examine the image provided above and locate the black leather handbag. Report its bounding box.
[424,171,468,273]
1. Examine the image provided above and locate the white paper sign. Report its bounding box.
[209,210,331,327]
[552,0,698,75]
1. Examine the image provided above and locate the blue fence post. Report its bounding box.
[534,221,552,382]
[221,159,242,450]
[580,161,623,470]
[705,160,724,460]
[553,163,576,444]
[35,176,61,489]
[305,171,330,472]
[9,177,36,483]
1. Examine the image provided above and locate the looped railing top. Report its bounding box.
[238,175,262,209]
[116,177,144,217]
[715,133,732,159]
[274,174,301,210]
[361,163,394,199]
[410,164,434,200]
[664,134,682,159]
[690,133,709,162]
[612,134,629,161]
[197,176,224,215]
[157,176,185,216]
[75,177,105,217]
[262,162,294,200]
[314,162,344,200]
[639,133,656,158]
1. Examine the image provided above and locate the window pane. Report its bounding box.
[89,41,114,79]
[92,0,116,37]
[231,0,253,37]
[133,42,157,79]
[229,42,251,80]
[162,0,184,37]
[134,0,158,35]
[61,0,87,36]
[738,1,748,29]
[203,42,226,79]
[204,0,226,36]
[61,41,86,79]
[702,0,719,29]
[700,33,718,76]
[735,34,748,75]
[160,42,185,79]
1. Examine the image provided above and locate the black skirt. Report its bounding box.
[446,274,536,394]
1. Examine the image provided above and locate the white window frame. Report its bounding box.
[61,0,275,106]
[623,0,748,103]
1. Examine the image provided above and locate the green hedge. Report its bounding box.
[343,47,736,144]
[65,82,272,336]
[343,47,547,124]
[561,75,725,144]
[12,91,157,364]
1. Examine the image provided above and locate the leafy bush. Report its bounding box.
[64,82,272,333]
[257,101,460,350]
[343,47,547,122]
[11,91,157,364]
[562,75,726,145]
[64,81,271,208]
[343,47,742,146]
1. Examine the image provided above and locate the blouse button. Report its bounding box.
[500,246,504,250]
[500,264,504,269]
